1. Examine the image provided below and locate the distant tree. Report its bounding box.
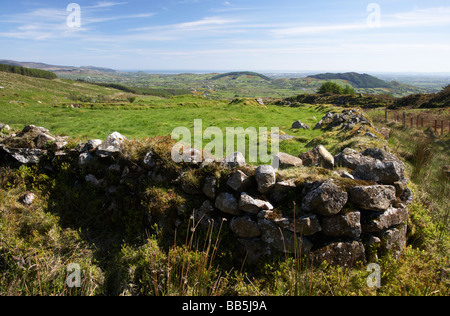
[342,85,356,94]
[318,82,344,94]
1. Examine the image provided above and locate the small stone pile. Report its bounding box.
[0,125,67,165]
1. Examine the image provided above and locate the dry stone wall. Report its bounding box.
[0,111,413,267]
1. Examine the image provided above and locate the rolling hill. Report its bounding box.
[308,72,391,88]
[211,71,271,81]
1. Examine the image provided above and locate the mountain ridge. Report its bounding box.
[0,59,120,75]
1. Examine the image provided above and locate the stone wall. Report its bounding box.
[0,112,413,267]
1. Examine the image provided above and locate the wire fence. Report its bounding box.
[385,110,450,135]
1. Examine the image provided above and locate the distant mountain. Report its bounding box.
[0,59,120,76]
[308,72,391,89]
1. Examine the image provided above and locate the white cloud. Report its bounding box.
[0,4,154,40]
[127,16,240,41]
[89,2,128,9]
[272,23,368,36]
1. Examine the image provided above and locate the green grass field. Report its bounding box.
[0,72,331,161]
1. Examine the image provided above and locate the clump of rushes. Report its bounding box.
[411,136,435,182]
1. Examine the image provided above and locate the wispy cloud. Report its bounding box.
[89,1,128,9]
[271,6,450,37]
[0,3,153,40]
[124,16,241,42]
[210,1,254,13]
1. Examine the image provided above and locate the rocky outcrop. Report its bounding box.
[0,123,412,268]
[314,109,374,131]
[292,120,310,130]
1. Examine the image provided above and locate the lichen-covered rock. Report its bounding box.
[215,192,240,215]
[97,132,127,157]
[352,149,405,185]
[1,147,47,164]
[311,241,366,267]
[302,180,348,216]
[227,170,251,192]
[271,178,297,203]
[349,185,396,212]
[202,176,217,200]
[230,216,261,238]
[78,152,96,167]
[334,148,364,170]
[34,133,56,149]
[362,207,408,233]
[222,151,246,168]
[335,148,406,185]
[321,210,362,238]
[299,145,334,169]
[21,125,49,135]
[255,165,276,194]
[380,225,408,260]
[239,193,273,214]
[271,213,322,236]
[273,152,303,170]
[258,218,312,254]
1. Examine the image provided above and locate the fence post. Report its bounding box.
[442,121,444,136]
[411,117,413,127]
[417,115,420,127]
[403,113,406,126]
[385,110,388,123]
[434,120,438,133]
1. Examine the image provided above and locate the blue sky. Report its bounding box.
[0,0,449,72]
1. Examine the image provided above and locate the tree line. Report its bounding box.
[0,63,57,80]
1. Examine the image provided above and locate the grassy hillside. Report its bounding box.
[0,72,330,159]
[0,63,57,80]
[391,85,450,109]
